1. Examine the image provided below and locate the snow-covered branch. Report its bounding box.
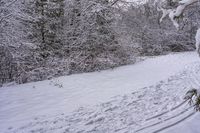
[159,0,198,29]
[195,28,200,52]
[0,0,18,24]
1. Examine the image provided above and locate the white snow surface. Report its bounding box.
[1,52,200,133]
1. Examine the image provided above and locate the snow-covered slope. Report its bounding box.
[164,113,200,133]
[0,52,200,133]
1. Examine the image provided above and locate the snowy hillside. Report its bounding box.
[1,52,200,133]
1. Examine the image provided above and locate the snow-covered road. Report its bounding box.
[1,52,200,133]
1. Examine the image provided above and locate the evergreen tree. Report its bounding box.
[21,0,65,57]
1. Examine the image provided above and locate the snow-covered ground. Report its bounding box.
[1,52,200,133]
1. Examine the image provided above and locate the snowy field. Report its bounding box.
[1,52,200,133]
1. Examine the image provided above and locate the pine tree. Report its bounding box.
[21,0,65,57]
[43,0,65,53]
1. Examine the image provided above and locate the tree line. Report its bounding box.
[0,0,199,86]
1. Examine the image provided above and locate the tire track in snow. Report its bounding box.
[135,64,200,133]
[153,112,195,133]
[135,104,194,133]
[5,58,200,133]
[145,101,186,121]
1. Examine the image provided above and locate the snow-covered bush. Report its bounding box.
[118,1,197,56]
[0,46,17,86]
[185,89,200,111]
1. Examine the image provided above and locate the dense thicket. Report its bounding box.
[116,0,199,56]
[0,0,131,86]
[0,0,198,86]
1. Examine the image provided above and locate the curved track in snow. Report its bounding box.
[1,52,200,133]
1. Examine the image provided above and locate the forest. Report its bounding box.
[1,0,199,86]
